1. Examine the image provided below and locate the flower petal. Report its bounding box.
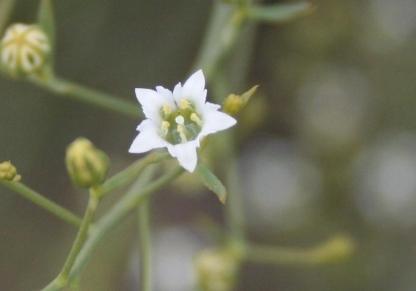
[156,86,174,103]
[178,70,207,108]
[167,141,198,172]
[129,120,167,153]
[200,108,237,137]
[135,88,173,122]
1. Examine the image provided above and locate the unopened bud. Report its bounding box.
[1,23,50,77]
[0,161,21,182]
[195,249,239,291]
[223,85,258,116]
[65,138,109,188]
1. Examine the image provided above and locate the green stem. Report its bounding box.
[101,152,169,196]
[29,74,139,119]
[138,199,152,291]
[245,235,355,265]
[43,188,101,291]
[67,166,183,282]
[0,181,81,227]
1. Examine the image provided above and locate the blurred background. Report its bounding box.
[1,0,416,290]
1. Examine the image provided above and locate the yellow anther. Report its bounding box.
[177,124,188,143]
[161,121,170,136]
[162,104,172,117]
[179,99,191,110]
[190,113,203,126]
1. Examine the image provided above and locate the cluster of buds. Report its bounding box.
[195,249,239,291]
[0,23,50,76]
[65,138,110,189]
[0,161,21,182]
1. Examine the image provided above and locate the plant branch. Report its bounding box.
[67,166,183,281]
[28,74,139,119]
[101,152,169,196]
[0,180,81,227]
[42,188,101,291]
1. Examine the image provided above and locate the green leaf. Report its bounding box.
[196,164,227,204]
[37,0,55,49]
[246,2,315,24]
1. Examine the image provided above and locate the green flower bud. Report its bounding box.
[1,23,50,77]
[65,138,110,189]
[0,161,21,182]
[223,85,258,116]
[223,94,244,116]
[195,249,239,291]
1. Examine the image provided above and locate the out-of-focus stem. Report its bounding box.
[193,2,245,80]
[29,74,139,119]
[0,181,81,227]
[138,199,152,291]
[246,234,355,265]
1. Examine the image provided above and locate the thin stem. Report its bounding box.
[67,166,183,282]
[43,188,101,291]
[29,74,139,119]
[0,181,81,227]
[101,152,169,196]
[245,235,355,265]
[138,199,152,291]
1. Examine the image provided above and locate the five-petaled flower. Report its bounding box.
[129,70,236,172]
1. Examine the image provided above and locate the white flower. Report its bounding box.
[129,70,237,172]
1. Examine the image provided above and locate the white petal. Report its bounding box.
[200,108,237,137]
[156,86,174,102]
[184,70,205,93]
[167,141,198,172]
[135,88,173,121]
[180,70,207,107]
[129,120,167,153]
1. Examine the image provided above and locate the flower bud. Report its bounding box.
[1,23,50,77]
[0,161,21,182]
[195,249,239,291]
[223,85,258,116]
[65,138,110,188]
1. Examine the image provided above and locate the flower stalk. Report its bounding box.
[0,180,82,227]
[67,166,183,282]
[28,74,139,118]
[43,187,101,291]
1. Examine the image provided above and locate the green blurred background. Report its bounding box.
[1,0,416,290]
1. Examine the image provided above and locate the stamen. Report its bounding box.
[161,121,170,136]
[162,104,172,117]
[177,124,188,143]
[190,113,203,126]
[179,99,191,110]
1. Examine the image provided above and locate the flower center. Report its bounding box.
[159,99,203,144]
